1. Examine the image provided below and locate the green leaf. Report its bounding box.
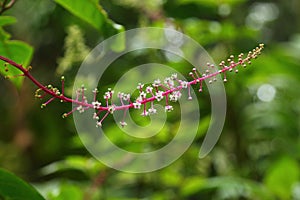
[264,157,299,199]
[0,40,34,88]
[0,15,33,88]
[0,16,16,41]
[176,0,245,6]
[0,16,17,27]
[180,177,206,196]
[51,184,83,200]
[106,23,125,52]
[0,168,45,200]
[54,0,123,34]
[54,0,125,51]
[54,0,105,31]
[40,156,104,177]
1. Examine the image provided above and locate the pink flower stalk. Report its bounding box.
[0,44,264,127]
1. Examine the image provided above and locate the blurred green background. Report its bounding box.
[0,0,300,199]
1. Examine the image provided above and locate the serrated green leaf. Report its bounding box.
[0,168,45,200]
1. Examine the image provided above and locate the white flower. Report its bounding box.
[164,77,170,84]
[104,92,110,99]
[170,94,176,102]
[165,105,173,112]
[82,96,88,104]
[152,79,161,87]
[164,77,174,87]
[139,91,146,99]
[108,105,116,114]
[181,81,188,88]
[118,92,124,99]
[170,91,182,102]
[93,113,99,120]
[92,101,101,109]
[133,102,142,109]
[120,121,127,127]
[96,121,102,128]
[81,85,87,90]
[171,73,177,80]
[104,90,114,99]
[77,105,84,113]
[146,86,153,93]
[141,111,149,116]
[137,83,144,90]
[92,88,98,93]
[123,93,131,101]
[155,91,164,101]
[175,90,182,97]
[136,96,143,103]
[148,107,157,114]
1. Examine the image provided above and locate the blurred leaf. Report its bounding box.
[0,168,45,200]
[40,156,104,177]
[190,177,273,199]
[108,27,126,52]
[197,115,210,139]
[160,169,182,187]
[0,16,15,41]
[56,25,90,75]
[264,157,299,199]
[180,177,206,196]
[51,184,83,200]
[0,16,16,27]
[176,0,245,6]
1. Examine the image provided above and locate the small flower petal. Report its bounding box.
[120,121,127,127]
[165,105,173,112]
[148,107,157,114]
[133,102,142,109]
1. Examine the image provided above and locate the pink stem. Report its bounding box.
[0,50,258,113]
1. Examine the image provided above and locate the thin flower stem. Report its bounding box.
[0,56,102,109]
[0,43,264,126]
[0,55,247,110]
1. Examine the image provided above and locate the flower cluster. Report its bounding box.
[0,44,264,128]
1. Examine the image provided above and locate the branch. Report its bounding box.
[0,0,16,15]
[0,44,264,127]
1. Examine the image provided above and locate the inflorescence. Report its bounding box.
[0,44,264,128]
